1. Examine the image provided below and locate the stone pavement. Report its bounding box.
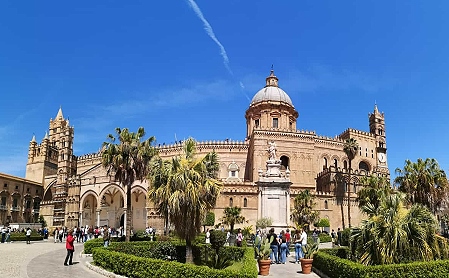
[0,239,332,277]
[0,240,100,278]
[260,242,332,277]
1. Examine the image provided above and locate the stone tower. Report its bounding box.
[369,104,388,169]
[27,107,78,227]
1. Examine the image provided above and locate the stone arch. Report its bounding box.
[358,160,370,172]
[80,190,99,207]
[280,155,289,170]
[98,183,125,208]
[319,153,330,170]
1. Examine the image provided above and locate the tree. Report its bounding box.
[357,175,392,210]
[203,211,215,232]
[343,138,358,228]
[353,191,445,265]
[394,158,449,214]
[101,127,157,242]
[256,217,273,232]
[291,189,319,230]
[148,138,222,263]
[220,206,246,234]
[38,215,47,227]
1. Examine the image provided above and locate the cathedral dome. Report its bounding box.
[250,70,293,106]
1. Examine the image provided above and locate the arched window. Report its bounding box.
[324,200,328,210]
[333,159,338,168]
[359,161,369,171]
[229,198,233,207]
[353,183,357,193]
[323,157,328,169]
[343,161,348,169]
[280,156,289,170]
[243,198,248,208]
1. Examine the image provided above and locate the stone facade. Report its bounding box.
[0,173,43,225]
[23,70,389,232]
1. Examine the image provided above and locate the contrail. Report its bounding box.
[186,0,250,101]
[186,0,232,75]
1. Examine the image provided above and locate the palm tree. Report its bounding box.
[394,158,449,214]
[343,138,358,228]
[101,127,157,242]
[220,206,246,234]
[148,138,222,263]
[291,189,319,230]
[357,176,392,210]
[353,191,443,265]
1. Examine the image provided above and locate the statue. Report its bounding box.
[268,141,277,161]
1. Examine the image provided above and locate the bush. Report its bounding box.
[92,246,257,278]
[341,228,351,246]
[314,248,449,278]
[9,231,43,242]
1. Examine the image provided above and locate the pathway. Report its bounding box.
[0,239,331,277]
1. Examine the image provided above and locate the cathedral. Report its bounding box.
[20,70,389,232]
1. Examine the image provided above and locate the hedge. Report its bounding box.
[92,247,258,278]
[314,248,449,278]
[9,232,43,242]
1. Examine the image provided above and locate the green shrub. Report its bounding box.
[341,228,351,246]
[314,249,449,278]
[92,246,257,278]
[9,232,43,242]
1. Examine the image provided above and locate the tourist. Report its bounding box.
[299,228,308,256]
[294,230,302,263]
[285,229,291,257]
[5,226,11,243]
[337,228,342,247]
[205,228,210,244]
[103,225,110,247]
[331,229,336,247]
[236,228,243,247]
[26,228,32,244]
[1,226,5,243]
[54,227,59,243]
[313,228,319,243]
[64,229,75,266]
[58,228,64,243]
[280,233,288,264]
[268,228,279,264]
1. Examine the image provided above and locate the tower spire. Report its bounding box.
[56,106,64,120]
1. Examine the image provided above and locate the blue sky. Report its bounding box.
[1,1,449,179]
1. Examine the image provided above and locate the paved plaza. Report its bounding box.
[0,239,328,277]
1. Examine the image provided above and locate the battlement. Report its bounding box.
[338,128,375,139]
[77,152,102,161]
[157,140,249,154]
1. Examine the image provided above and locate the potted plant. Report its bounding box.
[254,235,272,276]
[300,238,319,274]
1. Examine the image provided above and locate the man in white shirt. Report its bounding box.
[299,229,308,258]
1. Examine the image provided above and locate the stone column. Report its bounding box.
[79,210,83,227]
[258,189,262,219]
[286,191,291,226]
[123,209,127,236]
[96,210,100,227]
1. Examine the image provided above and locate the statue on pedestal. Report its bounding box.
[268,141,277,161]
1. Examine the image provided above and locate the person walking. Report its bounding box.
[103,225,110,247]
[337,228,342,247]
[268,228,279,264]
[236,228,243,247]
[5,226,10,243]
[280,233,288,264]
[294,229,302,263]
[64,229,75,266]
[26,228,32,244]
[1,226,5,243]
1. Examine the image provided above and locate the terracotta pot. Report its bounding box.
[258,259,271,276]
[300,258,313,274]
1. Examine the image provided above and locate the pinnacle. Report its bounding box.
[56,106,64,120]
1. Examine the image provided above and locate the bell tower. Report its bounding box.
[369,104,387,168]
